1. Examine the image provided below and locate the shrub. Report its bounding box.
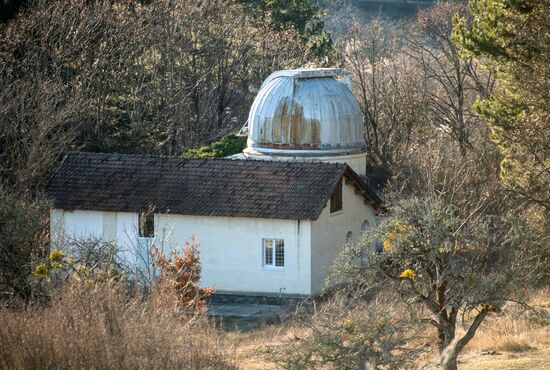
[279,290,422,369]
[183,134,247,158]
[333,197,538,370]
[151,237,214,318]
[31,238,127,297]
[0,186,49,299]
[0,281,235,369]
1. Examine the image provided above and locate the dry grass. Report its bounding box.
[467,291,548,350]
[457,289,550,369]
[232,289,550,370]
[1,286,547,369]
[0,282,236,370]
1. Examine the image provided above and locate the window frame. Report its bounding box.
[330,178,343,213]
[262,238,285,269]
[138,211,155,238]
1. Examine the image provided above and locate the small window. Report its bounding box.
[330,179,343,213]
[346,231,353,244]
[139,211,154,238]
[374,240,384,253]
[263,239,284,268]
[361,220,370,233]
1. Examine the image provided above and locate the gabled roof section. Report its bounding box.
[45,152,381,220]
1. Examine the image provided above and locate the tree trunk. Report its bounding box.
[439,309,488,370]
[438,326,458,370]
[441,355,458,370]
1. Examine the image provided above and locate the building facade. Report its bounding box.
[47,68,382,297]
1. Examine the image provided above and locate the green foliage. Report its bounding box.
[452,0,550,210]
[183,134,247,158]
[239,0,334,60]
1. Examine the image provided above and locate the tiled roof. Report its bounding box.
[45,152,380,220]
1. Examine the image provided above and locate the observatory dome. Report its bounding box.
[244,68,365,157]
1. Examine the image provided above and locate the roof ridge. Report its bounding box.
[68,151,348,168]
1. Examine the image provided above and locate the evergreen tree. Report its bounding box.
[239,0,334,62]
[453,0,549,210]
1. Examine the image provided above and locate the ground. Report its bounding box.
[228,290,549,369]
[459,348,550,370]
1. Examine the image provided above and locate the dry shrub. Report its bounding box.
[0,187,49,299]
[0,281,236,369]
[151,237,214,318]
[278,290,425,369]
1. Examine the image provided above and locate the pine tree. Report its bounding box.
[453,0,549,210]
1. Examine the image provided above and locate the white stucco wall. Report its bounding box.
[50,209,103,244]
[50,209,312,296]
[155,215,311,296]
[310,179,377,294]
[241,152,367,176]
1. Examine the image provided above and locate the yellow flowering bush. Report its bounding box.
[400,269,416,280]
[48,249,66,269]
[381,220,416,252]
[33,263,50,280]
[33,249,67,279]
[342,318,353,329]
[334,196,533,370]
[395,220,414,233]
[29,240,128,301]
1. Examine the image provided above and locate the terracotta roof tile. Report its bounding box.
[44,152,382,220]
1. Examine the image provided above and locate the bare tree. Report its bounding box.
[0,78,79,190]
[403,1,495,152]
[137,0,314,155]
[0,0,318,189]
[334,194,538,369]
[339,19,426,167]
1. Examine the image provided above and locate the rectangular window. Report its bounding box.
[139,211,154,238]
[330,179,343,213]
[263,238,284,268]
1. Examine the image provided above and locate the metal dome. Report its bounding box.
[244,68,365,158]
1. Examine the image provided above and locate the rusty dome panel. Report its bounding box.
[245,69,365,156]
[261,98,321,150]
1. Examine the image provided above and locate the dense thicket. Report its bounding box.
[0,0,319,192]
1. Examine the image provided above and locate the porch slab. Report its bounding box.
[207,303,289,318]
[206,303,291,330]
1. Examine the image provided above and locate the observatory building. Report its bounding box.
[235,68,368,175]
[45,68,381,297]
